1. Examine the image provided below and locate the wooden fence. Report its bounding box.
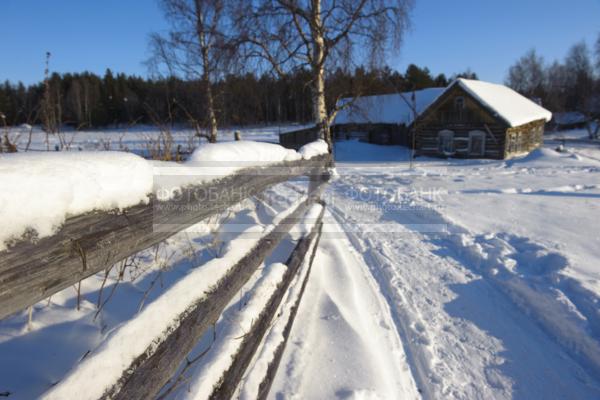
[0,154,332,399]
[278,126,319,150]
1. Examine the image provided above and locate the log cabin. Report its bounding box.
[279,79,552,159]
[412,78,552,159]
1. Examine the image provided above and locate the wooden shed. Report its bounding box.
[413,79,552,159]
[332,88,445,146]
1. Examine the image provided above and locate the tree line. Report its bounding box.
[506,34,600,115]
[1,0,483,150]
[0,64,475,130]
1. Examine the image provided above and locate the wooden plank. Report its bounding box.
[255,215,324,400]
[209,205,326,400]
[105,188,327,400]
[0,155,331,321]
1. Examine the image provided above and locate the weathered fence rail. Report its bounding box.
[1,151,331,400]
[104,195,327,400]
[254,212,324,400]
[0,155,331,321]
[210,205,325,399]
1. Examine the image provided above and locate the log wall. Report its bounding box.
[504,119,546,158]
[332,123,410,146]
[414,85,508,159]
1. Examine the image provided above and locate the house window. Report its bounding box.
[508,132,522,154]
[438,130,455,155]
[454,97,465,121]
[454,96,464,111]
[468,130,486,156]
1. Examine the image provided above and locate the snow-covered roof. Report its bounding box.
[333,79,552,128]
[334,87,445,126]
[449,78,552,127]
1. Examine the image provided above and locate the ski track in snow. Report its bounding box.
[269,210,420,400]
[319,157,600,399]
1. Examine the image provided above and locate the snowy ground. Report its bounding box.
[0,181,310,399]
[0,128,599,399]
[3,123,306,155]
[291,137,600,398]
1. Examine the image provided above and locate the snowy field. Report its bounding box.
[321,137,600,398]
[0,127,599,398]
[2,123,306,155]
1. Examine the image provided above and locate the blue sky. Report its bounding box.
[1,0,599,85]
[395,0,600,81]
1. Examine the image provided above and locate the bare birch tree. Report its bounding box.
[506,49,546,99]
[565,41,594,113]
[234,0,413,150]
[41,52,60,138]
[149,0,232,143]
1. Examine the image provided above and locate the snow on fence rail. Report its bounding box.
[0,153,331,321]
[188,204,325,400]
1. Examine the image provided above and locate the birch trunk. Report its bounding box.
[312,66,331,150]
[310,0,332,151]
[203,71,218,143]
[197,1,218,143]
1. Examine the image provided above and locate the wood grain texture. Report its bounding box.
[0,155,331,321]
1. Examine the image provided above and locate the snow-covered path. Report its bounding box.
[269,211,420,399]
[325,173,599,399]
[271,140,600,399]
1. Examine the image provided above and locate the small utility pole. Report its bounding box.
[409,89,417,170]
[42,51,56,144]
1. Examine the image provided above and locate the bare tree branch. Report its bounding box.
[234,0,413,150]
